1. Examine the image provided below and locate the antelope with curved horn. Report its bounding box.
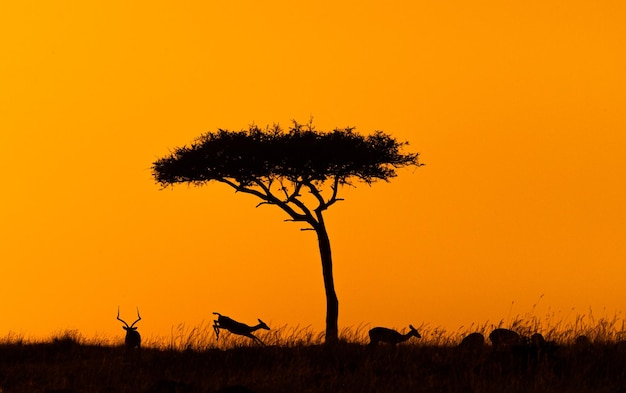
[117,306,142,351]
[213,312,270,346]
[368,325,421,346]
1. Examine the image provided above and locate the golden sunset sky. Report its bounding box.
[1,1,625,342]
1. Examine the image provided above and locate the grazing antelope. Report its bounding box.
[574,335,593,351]
[368,325,421,346]
[488,328,524,350]
[531,333,546,346]
[117,307,141,351]
[530,332,559,358]
[458,332,485,351]
[213,312,270,346]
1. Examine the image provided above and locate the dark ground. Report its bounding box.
[1,338,625,393]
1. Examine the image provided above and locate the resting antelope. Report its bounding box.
[368,325,421,346]
[489,328,524,350]
[530,332,558,357]
[458,332,486,351]
[117,307,142,351]
[213,312,270,346]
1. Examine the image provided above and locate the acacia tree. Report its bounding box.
[152,121,422,344]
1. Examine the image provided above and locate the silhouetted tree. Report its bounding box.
[152,120,423,344]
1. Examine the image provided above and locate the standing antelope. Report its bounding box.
[489,328,524,350]
[213,312,270,346]
[117,307,142,351]
[368,325,421,346]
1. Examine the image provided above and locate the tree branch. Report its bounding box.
[279,179,303,203]
[251,179,313,224]
[217,177,314,226]
[304,175,343,214]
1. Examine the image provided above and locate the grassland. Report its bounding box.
[1,314,626,393]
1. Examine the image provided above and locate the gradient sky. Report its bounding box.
[1,1,625,342]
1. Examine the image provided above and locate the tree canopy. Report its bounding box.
[153,123,420,188]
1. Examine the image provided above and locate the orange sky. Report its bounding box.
[1,1,625,342]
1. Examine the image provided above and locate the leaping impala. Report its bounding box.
[213,312,270,346]
[368,325,421,346]
[117,306,142,351]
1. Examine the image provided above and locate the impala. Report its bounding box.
[117,307,141,351]
[531,333,546,346]
[368,325,421,346]
[458,332,485,351]
[488,328,524,349]
[212,312,270,346]
[530,332,559,357]
[575,335,592,348]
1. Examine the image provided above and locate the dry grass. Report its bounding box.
[1,312,625,392]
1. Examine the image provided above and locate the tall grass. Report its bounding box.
[1,311,625,392]
[6,309,624,349]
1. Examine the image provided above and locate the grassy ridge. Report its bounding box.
[1,315,626,393]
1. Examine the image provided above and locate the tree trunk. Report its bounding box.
[315,222,339,344]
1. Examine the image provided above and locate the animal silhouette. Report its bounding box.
[213,312,270,346]
[489,328,524,349]
[117,307,141,351]
[368,325,421,346]
[458,332,485,351]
